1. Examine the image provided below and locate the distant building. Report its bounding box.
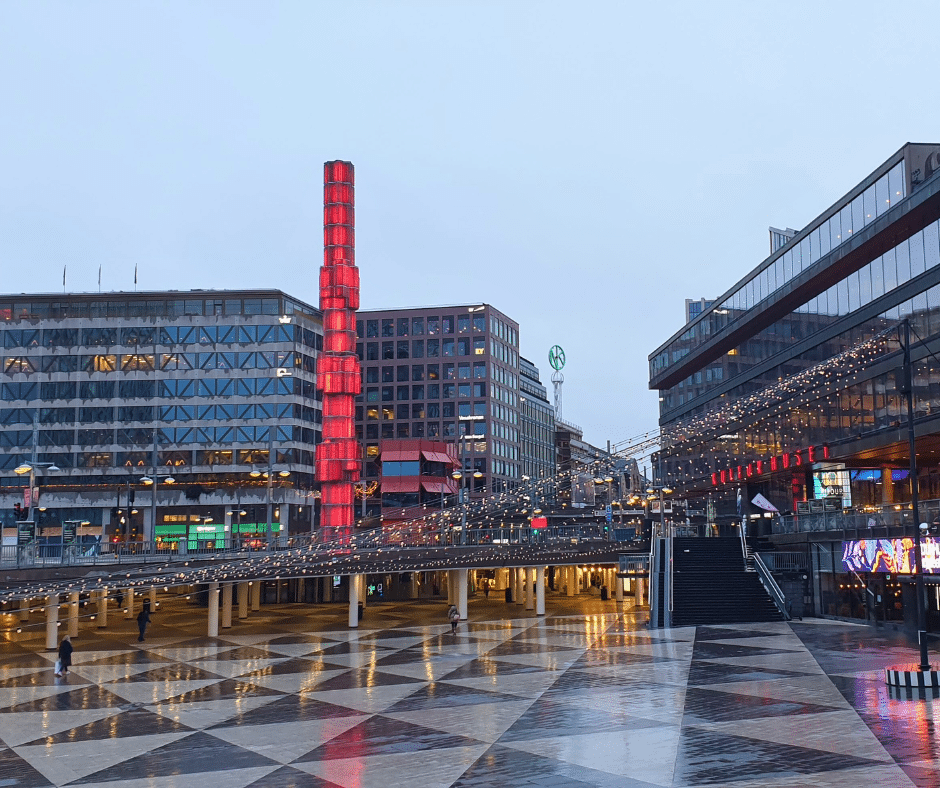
[684,298,716,323]
[768,226,798,254]
[519,357,555,484]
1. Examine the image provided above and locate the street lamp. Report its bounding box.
[14,462,60,526]
[250,465,291,549]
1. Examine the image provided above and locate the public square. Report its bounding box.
[0,593,934,788]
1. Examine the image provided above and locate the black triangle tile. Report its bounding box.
[193,645,278,661]
[680,686,847,724]
[107,663,227,683]
[161,678,286,705]
[439,657,551,680]
[0,746,54,786]
[691,640,799,660]
[386,681,526,711]
[293,715,484,762]
[24,706,194,745]
[266,635,342,645]
[674,726,888,783]
[243,765,345,787]
[79,649,170,666]
[311,669,425,691]
[693,627,777,641]
[0,669,91,688]
[209,694,367,728]
[372,648,431,667]
[356,629,428,641]
[73,731,280,784]
[499,696,667,743]
[570,649,656,669]
[312,642,396,656]
[242,657,346,678]
[450,743,619,788]
[482,641,580,657]
[687,661,815,686]
[5,684,128,713]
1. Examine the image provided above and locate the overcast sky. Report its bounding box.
[1,1,937,449]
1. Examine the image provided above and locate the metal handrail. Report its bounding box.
[667,530,674,620]
[752,553,790,620]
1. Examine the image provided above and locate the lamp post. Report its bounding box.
[14,461,60,532]
[451,434,482,546]
[250,463,290,550]
[140,473,175,548]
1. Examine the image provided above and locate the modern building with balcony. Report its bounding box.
[0,289,323,546]
[648,142,940,624]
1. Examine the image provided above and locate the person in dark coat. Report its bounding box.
[136,601,152,642]
[55,636,73,677]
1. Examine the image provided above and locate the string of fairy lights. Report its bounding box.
[0,431,662,631]
[657,324,902,487]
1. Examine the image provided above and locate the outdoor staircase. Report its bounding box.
[671,537,784,626]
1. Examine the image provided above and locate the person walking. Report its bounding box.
[55,635,73,677]
[483,580,490,599]
[447,604,460,635]
[136,601,152,642]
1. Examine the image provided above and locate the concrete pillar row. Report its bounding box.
[221,583,233,629]
[97,588,108,628]
[124,588,135,619]
[515,568,523,606]
[349,574,361,628]
[525,568,534,610]
[207,582,220,638]
[360,575,367,609]
[616,570,624,602]
[19,597,29,623]
[150,587,157,609]
[535,566,546,616]
[45,595,59,651]
[68,591,79,639]
[251,580,261,611]
[238,582,249,619]
[458,568,468,622]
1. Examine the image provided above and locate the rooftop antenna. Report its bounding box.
[548,344,565,420]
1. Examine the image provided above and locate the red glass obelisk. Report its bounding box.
[316,161,361,543]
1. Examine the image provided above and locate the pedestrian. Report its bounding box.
[136,601,152,642]
[447,603,459,635]
[483,580,490,599]
[55,635,73,677]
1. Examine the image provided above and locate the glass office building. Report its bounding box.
[0,289,323,544]
[519,356,556,484]
[649,143,940,513]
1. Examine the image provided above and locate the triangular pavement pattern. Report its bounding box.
[15,731,190,786]
[104,677,225,705]
[207,716,366,764]
[0,706,123,747]
[385,699,535,743]
[304,682,429,714]
[147,695,283,730]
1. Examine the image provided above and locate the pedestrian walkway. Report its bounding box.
[0,593,935,786]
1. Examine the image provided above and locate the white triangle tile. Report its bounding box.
[502,726,681,784]
[147,645,239,661]
[297,744,490,788]
[55,648,137,665]
[0,666,59,680]
[69,765,282,788]
[0,683,73,710]
[313,651,395,668]
[0,706,124,747]
[207,716,366,764]
[104,678,224,705]
[15,731,190,785]
[702,674,853,708]
[375,660,474,682]
[701,652,824,673]
[705,635,808,651]
[261,643,328,658]
[485,651,584,670]
[442,671,562,698]
[71,662,171,684]
[147,695,281,730]
[711,764,918,787]
[385,699,535,742]
[249,669,351,694]
[306,682,428,714]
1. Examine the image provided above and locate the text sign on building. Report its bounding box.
[711,444,830,487]
[842,537,940,574]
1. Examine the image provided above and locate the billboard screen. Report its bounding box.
[842,537,940,574]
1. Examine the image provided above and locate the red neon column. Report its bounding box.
[316,161,361,542]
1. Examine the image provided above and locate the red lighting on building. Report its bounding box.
[316,161,360,542]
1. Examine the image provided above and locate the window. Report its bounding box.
[458,383,471,397]
[412,403,425,419]
[443,383,455,398]
[457,338,470,356]
[428,384,440,398]
[443,338,455,356]
[412,340,424,358]
[366,367,379,383]
[382,365,394,382]
[473,362,486,378]
[473,337,485,354]
[412,385,424,399]
[397,318,409,336]
[427,364,439,380]
[366,320,379,337]
[442,315,454,334]
[382,386,393,401]
[412,317,424,335]
[397,385,409,400]
[397,340,409,359]
[473,315,485,332]
[383,460,420,476]
[396,404,409,420]
[444,363,455,380]
[366,387,378,401]
[427,338,439,357]
[457,315,470,333]
[397,365,409,381]
[381,319,394,337]
[412,364,425,381]
[366,342,378,360]
[382,341,394,360]
[427,403,440,418]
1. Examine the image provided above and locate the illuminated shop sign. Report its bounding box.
[711,445,829,487]
[842,537,940,574]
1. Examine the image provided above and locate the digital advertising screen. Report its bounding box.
[813,466,852,508]
[841,537,940,574]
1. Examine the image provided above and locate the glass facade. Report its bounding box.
[0,290,323,539]
[519,357,556,484]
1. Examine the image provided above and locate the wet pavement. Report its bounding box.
[0,592,936,786]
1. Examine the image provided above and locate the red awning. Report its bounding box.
[421,450,454,464]
[380,478,420,493]
[421,480,453,494]
[381,449,421,462]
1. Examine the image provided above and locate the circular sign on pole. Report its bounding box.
[548,345,566,371]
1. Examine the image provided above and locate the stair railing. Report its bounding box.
[667,528,674,626]
[648,535,661,627]
[752,552,790,620]
[738,516,749,565]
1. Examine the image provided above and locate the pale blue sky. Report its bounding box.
[1,1,937,446]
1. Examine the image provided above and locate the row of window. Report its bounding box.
[362,362,487,384]
[361,337,486,360]
[0,323,311,349]
[363,402,486,420]
[364,383,488,402]
[652,160,907,377]
[359,314,486,338]
[361,421,484,440]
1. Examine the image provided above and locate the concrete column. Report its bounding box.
[515,567,524,604]
[45,595,59,651]
[124,588,134,619]
[322,576,332,603]
[360,575,367,609]
[535,566,546,615]
[19,597,29,622]
[348,574,360,628]
[458,568,468,622]
[207,582,220,637]
[616,572,624,602]
[525,568,534,610]
[636,577,646,606]
[275,580,282,604]
[446,570,454,604]
[97,588,108,628]
[221,583,233,628]
[68,591,79,638]
[566,566,575,597]
[296,579,305,603]
[251,580,261,611]
[238,582,249,619]
[149,586,157,609]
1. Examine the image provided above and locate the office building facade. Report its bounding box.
[355,304,522,512]
[519,356,555,484]
[0,289,323,544]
